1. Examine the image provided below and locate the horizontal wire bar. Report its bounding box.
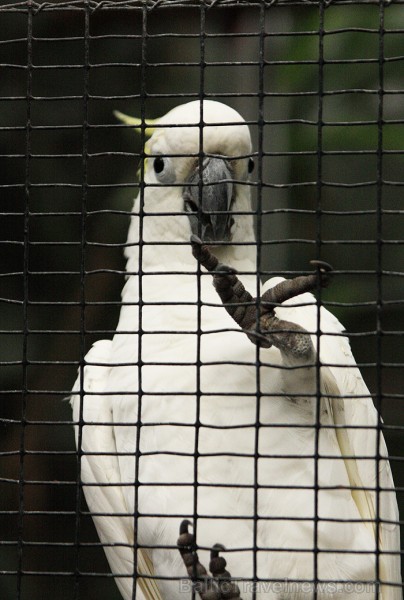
[1,0,404,13]
[1,28,404,44]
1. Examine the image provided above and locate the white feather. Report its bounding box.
[71,340,161,600]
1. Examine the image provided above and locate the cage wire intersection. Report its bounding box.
[0,0,403,599]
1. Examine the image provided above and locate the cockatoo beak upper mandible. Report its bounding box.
[183,156,234,243]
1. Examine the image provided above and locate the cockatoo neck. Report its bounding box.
[124,190,257,275]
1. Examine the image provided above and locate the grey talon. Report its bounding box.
[309,259,333,288]
[210,544,226,559]
[190,236,220,272]
[179,519,193,534]
[310,259,333,273]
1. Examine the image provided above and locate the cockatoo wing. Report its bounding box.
[70,340,161,600]
[262,277,401,599]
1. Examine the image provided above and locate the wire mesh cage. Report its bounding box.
[0,1,403,599]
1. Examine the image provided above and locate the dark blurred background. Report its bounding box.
[0,2,403,598]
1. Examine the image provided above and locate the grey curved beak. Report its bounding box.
[183,157,234,242]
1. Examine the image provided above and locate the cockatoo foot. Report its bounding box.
[191,235,332,360]
[177,520,242,600]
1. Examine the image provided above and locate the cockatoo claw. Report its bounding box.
[210,543,226,559]
[179,518,193,535]
[309,259,333,288]
[177,521,243,599]
[191,235,220,272]
[190,239,326,358]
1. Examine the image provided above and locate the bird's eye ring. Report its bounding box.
[248,158,255,174]
[152,155,176,184]
[154,156,165,174]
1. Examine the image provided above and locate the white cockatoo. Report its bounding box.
[70,100,401,600]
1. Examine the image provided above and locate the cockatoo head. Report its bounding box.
[117,100,254,246]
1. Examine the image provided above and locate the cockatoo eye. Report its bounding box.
[154,156,165,174]
[248,157,255,174]
[152,155,176,184]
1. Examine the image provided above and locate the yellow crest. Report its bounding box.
[114,110,158,138]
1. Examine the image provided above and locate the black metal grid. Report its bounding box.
[0,1,403,599]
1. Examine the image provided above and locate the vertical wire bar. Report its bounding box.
[74,3,90,597]
[192,4,206,594]
[132,6,148,598]
[314,1,326,596]
[17,2,33,598]
[375,1,385,594]
[252,3,266,597]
